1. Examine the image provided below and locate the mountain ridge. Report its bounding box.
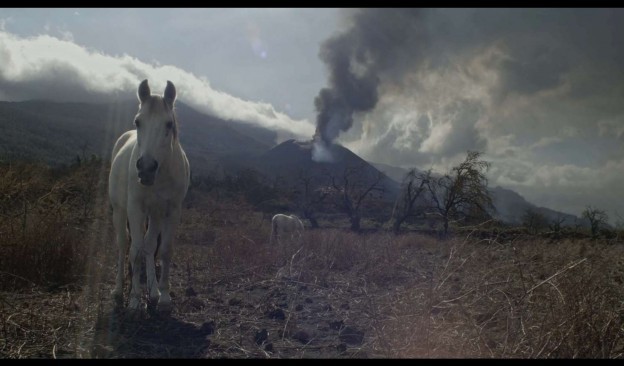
[370,162,583,227]
[0,98,582,226]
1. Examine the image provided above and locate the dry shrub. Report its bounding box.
[3,162,624,359]
[176,188,275,283]
[358,234,624,358]
[0,161,103,290]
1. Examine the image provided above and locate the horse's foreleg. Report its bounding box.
[127,205,147,311]
[143,216,162,307]
[270,221,276,245]
[157,208,180,311]
[112,208,128,304]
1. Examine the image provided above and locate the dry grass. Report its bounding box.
[0,161,106,290]
[1,162,624,358]
[335,235,624,358]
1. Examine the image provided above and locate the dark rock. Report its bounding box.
[339,326,364,345]
[180,297,204,312]
[185,287,197,297]
[329,320,344,330]
[292,330,311,344]
[264,343,274,353]
[295,304,304,311]
[305,297,313,303]
[228,298,242,306]
[266,308,286,320]
[255,329,269,345]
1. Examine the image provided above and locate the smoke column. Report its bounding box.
[312,9,425,161]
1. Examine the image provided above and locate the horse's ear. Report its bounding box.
[164,81,176,108]
[138,79,150,103]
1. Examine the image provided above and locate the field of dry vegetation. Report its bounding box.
[1,161,624,358]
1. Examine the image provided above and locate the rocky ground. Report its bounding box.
[2,225,429,359]
[5,227,624,359]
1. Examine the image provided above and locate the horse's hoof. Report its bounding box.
[122,305,143,321]
[146,297,160,314]
[157,301,173,315]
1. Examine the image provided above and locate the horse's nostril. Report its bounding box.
[137,157,157,173]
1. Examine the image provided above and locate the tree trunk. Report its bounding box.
[392,216,405,235]
[304,210,319,229]
[350,215,361,232]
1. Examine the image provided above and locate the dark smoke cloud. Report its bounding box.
[314,8,624,150]
[313,8,427,146]
[312,8,624,222]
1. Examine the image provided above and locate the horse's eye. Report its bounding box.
[166,121,173,130]
[134,119,140,128]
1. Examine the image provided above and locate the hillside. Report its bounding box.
[0,99,275,176]
[489,186,581,226]
[249,139,400,200]
[371,162,583,226]
[1,160,622,359]
[0,98,584,227]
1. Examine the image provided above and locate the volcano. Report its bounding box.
[250,139,400,201]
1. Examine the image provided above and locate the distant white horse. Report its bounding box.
[108,79,190,312]
[270,214,304,245]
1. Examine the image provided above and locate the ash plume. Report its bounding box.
[312,9,425,160]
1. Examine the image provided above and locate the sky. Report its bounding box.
[0,8,623,223]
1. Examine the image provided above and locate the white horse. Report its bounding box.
[108,79,190,312]
[270,214,304,245]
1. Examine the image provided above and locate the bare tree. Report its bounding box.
[549,215,566,239]
[326,163,385,232]
[522,208,549,235]
[292,169,329,229]
[582,205,609,238]
[425,151,493,235]
[391,168,431,234]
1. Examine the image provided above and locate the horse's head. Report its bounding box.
[134,79,178,186]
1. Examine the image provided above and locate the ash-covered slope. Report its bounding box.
[250,139,400,200]
[0,99,275,177]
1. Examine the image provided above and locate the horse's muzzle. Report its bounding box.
[138,172,155,186]
[137,157,158,186]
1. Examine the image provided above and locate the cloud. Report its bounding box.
[490,156,624,219]
[0,30,314,141]
[0,17,11,31]
[324,9,624,221]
